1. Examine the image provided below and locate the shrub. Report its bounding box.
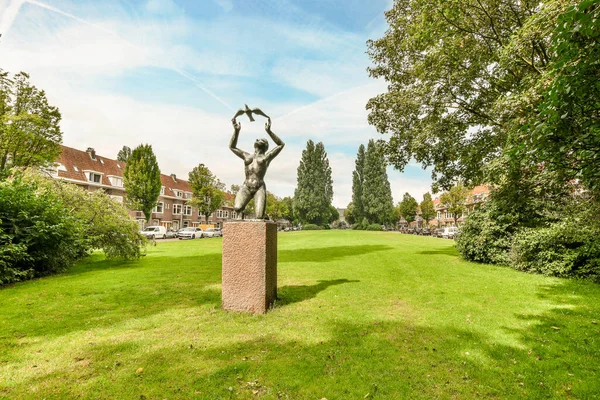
[366,224,382,231]
[302,224,322,230]
[510,218,600,282]
[0,177,88,285]
[455,202,518,265]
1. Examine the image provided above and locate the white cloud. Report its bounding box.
[0,0,25,34]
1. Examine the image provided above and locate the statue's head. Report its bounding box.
[254,138,269,153]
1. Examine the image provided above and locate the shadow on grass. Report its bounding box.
[277,279,360,306]
[3,274,600,398]
[279,245,392,263]
[416,246,459,256]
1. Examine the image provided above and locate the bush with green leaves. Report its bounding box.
[455,202,518,265]
[302,224,323,231]
[510,212,600,282]
[24,170,146,261]
[0,177,87,285]
[366,224,382,231]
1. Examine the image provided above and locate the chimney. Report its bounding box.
[86,147,96,160]
[170,173,177,182]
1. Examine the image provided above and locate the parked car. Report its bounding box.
[204,227,222,238]
[165,228,177,239]
[420,227,432,236]
[441,227,459,239]
[141,226,167,240]
[434,228,445,238]
[407,228,415,234]
[178,227,204,240]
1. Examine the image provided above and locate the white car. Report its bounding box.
[204,228,222,238]
[441,227,459,239]
[178,227,204,240]
[141,226,167,240]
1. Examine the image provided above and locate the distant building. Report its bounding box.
[432,185,490,227]
[51,145,237,230]
[336,208,346,223]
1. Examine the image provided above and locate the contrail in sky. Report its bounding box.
[1,0,233,111]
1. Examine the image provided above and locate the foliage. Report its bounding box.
[439,183,469,226]
[525,1,600,196]
[0,176,87,285]
[123,144,162,222]
[188,163,225,224]
[455,201,517,265]
[351,144,366,222]
[280,196,294,222]
[366,0,566,191]
[294,140,334,225]
[366,223,383,231]
[328,205,339,224]
[510,201,600,281]
[362,140,394,224]
[25,170,145,260]
[397,192,418,224]
[344,202,356,225]
[420,192,436,225]
[0,70,62,179]
[117,145,131,162]
[301,223,323,230]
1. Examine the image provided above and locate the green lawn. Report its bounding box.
[1,231,599,399]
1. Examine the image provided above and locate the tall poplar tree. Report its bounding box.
[117,146,131,162]
[362,140,394,224]
[123,144,162,223]
[294,140,333,225]
[351,144,366,223]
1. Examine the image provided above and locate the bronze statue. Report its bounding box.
[229,107,284,219]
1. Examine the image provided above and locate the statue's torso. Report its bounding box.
[244,154,267,191]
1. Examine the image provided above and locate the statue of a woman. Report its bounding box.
[229,113,284,219]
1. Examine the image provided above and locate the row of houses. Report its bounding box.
[399,185,491,228]
[51,145,239,230]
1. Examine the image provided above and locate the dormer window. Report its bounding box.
[88,172,101,183]
[108,176,123,187]
[160,186,165,195]
[175,190,183,198]
[185,192,192,199]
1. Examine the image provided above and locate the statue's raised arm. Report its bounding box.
[264,118,285,162]
[229,120,250,161]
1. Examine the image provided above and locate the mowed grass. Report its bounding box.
[1,231,599,399]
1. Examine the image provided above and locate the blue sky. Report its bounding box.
[0,0,433,206]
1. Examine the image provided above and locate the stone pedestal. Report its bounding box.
[222,221,277,314]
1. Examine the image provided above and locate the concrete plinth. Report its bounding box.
[222,221,277,314]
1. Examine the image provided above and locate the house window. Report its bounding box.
[232,211,237,219]
[160,186,165,195]
[73,166,79,172]
[217,210,223,218]
[183,205,192,216]
[153,202,164,213]
[109,176,123,187]
[224,211,229,218]
[173,204,182,215]
[185,192,192,199]
[88,172,101,183]
[175,191,183,198]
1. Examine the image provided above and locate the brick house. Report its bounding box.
[432,185,490,227]
[52,145,237,230]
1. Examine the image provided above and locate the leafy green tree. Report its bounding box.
[362,140,394,224]
[344,202,356,225]
[188,163,225,224]
[117,146,131,162]
[420,193,436,226]
[398,192,418,225]
[526,1,600,195]
[0,70,62,179]
[328,205,340,224]
[351,144,366,222]
[294,140,333,225]
[366,0,562,191]
[440,183,469,226]
[123,144,162,222]
[280,196,294,222]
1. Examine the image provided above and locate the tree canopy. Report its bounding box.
[420,193,436,226]
[0,70,62,179]
[123,144,162,222]
[188,163,225,224]
[397,192,418,225]
[351,144,366,223]
[362,140,394,224]
[117,146,132,162]
[440,183,470,226]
